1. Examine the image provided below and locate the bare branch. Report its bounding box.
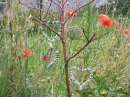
[32,19,63,43]
[64,0,95,24]
[66,31,109,65]
[32,18,41,23]
[92,32,109,42]
[82,28,89,42]
[30,9,41,20]
[50,0,62,11]
[40,22,63,42]
[19,0,60,21]
[44,0,52,19]
[64,0,68,5]
[66,34,96,65]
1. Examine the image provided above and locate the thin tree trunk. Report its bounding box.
[61,0,71,97]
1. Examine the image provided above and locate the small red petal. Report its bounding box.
[113,19,120,27]
[123,29,130,36]
[42,54,48,61]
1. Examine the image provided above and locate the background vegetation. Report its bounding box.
[0,0,130,97]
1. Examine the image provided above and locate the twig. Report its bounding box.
[30,9,41,20]
[40,22,63,42]
[66,34,96,65]
[64,0,95,24]
[82,28,89,42]
[44,0,52,19]
[19,0,60,21]
[32,18,41,23]
[30,2,44,21]
[92,32,109,41]
[50,0,63,11]
[32,18,63,42]
[64,0,68,5]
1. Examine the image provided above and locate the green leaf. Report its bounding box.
[128,83,130,92]
[127,46,130,53]
[116,78,123,87]
[112,89,126,94]
[75,90,86,97]
[75,88,96,97]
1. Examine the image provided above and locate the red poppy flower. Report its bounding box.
[113,19,120,27]
[98,14,112,27]
[66,10,77,17]
[22,48,32,58]
[42,54,48,61]
[123,29,130,36]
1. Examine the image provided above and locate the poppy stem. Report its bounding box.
[24,58,28,96]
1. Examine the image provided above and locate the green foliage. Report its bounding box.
[76,73,130,97]
[114,0,130,14]
[0,0,130,97]
[106,0,130,15]
[96,0,130,15]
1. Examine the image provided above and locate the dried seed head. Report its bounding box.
[67,26,82,40]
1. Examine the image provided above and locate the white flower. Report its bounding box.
[113,8,116,11]
[28,15,32,19]
[117,55,119,57]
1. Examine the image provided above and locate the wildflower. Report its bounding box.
[113,8,116,11]
[28,15,32,19]
[113,19,120,27]
[101,91,107,96]
[98,14,112,27]
[123,29,130,36]
[42,54,48,61]
[0,71,2,77]
[21,48,32,58]
[66,10,77,17]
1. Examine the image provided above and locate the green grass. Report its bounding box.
[0,1,130,97]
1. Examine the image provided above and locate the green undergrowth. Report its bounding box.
[0,0,130,97]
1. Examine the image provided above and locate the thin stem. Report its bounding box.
[30,9,41,20]
[41,22,63,42]
[19,0,60,21]
[66,34,96,64]
[50,0,63,11]
[64,0,68,5]
[32,19,63,44]
[82,28,89,42]
[66,32,108,65]
[24,58,28,96]
[92,32,109,41]
[44,0,52,19]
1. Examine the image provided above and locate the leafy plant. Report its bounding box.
[76,72,130,97]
